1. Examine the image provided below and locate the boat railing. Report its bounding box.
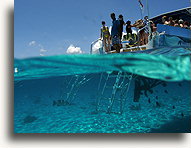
[90,39,104,54]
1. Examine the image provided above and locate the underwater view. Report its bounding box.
[14,0,191,134]
[14,54,191,133]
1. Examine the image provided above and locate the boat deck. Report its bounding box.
[107,45,147,54]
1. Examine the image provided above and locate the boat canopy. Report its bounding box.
[151,7,191,24]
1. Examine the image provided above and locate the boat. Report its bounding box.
[90,7,191,56]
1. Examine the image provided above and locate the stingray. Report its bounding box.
[23,115,38,124]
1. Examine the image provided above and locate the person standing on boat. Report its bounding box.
[142,16,150,44]
[118,14,125,40]
[134,19,145,45]
[126,21,139,35]
[100,21,111,52]
[110,13,121,53]
[125,21,138,43]
[126,21,133,35]
[136,16,150,45]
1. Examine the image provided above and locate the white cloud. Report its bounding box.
[40,48,47,52]
[66,44,82,54]
[28,41,36,46]
[39,48,47,56]
[28,41,48,56]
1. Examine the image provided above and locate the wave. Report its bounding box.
[14,53,191,81]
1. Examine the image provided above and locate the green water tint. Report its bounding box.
[14,53,191,81]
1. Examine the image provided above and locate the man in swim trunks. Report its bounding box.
[142,16,150,44]
[110,13,121,53]
[100,21,111,52]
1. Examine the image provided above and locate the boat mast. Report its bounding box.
[146,0,150,18]
[138,0,144,19]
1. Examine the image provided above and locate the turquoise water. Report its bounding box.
[14,53,191,133]
[14,54,191,81]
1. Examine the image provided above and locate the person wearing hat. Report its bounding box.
[179,19,184,28]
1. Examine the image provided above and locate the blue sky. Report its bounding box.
[14,0,190,58]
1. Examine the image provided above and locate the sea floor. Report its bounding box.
[14,100,191,133]
[14,75,191,133]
